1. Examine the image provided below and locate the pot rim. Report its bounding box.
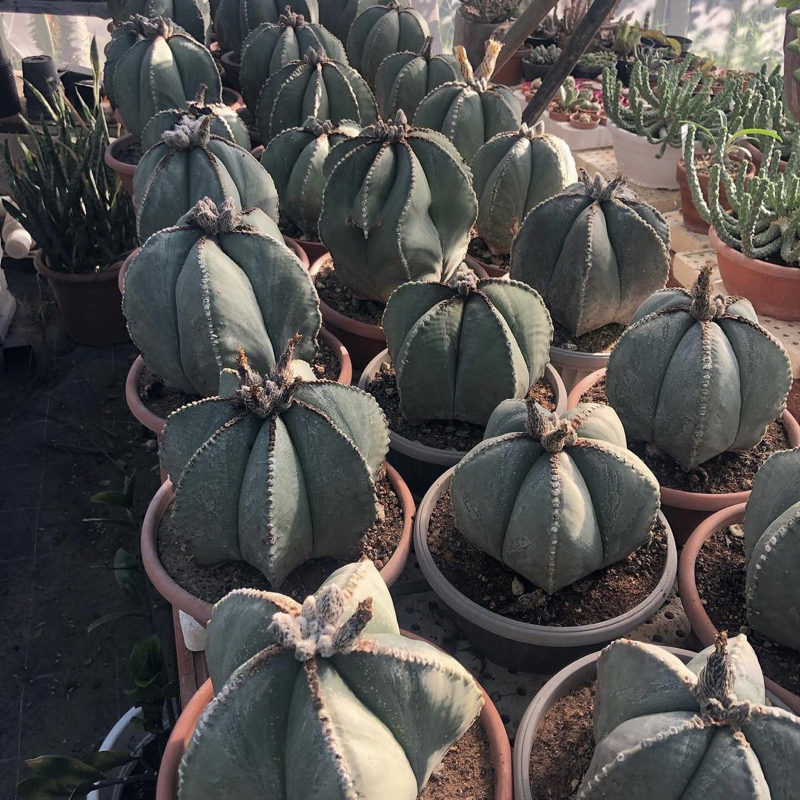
[33,248,124,283]
[709,225,800,280]
[104,132,139,174]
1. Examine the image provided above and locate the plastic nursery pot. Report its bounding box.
[104,133,138,198]
[549,344,610,395]
[521,61,552,81]
[34,251,129,346]
[219,52,241,91]
[414,468,678,673]
[569,111,600,130]
[608,122,681,190]
[141,462,415,627]
[677,503,800,715]
[221,86,244,112]
[359,349,568,498]
[710,226,800,321]
[86,707,147,800]
[465,251,507,279]
[453,6,500,68]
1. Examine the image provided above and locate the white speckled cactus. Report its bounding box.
[119,0,211,42]
[319,110,477,303]
[744,448,800,652]
[382,268,553,426]
[510,172,671,336]
[161,343,390,586]
[178,560,484,799]
[451,400,660,594]
[414,42,521,165]
[473,122,577,257]
[606,267,792,471]
[123,198,319,396]
[578,634,800,799]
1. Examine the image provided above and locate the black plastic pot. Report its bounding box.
[616,58,634,87]
[526,36,557,49]
[522,61,553,81]
[572,63,605,79]
[22,55,60,119]
[668,34,693,53]
[0,57,21,116]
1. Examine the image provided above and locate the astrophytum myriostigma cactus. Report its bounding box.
[123,198,320,397]
[261,117,360,238]
[239,10,346,111]
[346,1,428,91]
[134,115,278,241]
[178,561,484,800]
[160,343,390,586]
[119,0,211,42]
[103,16,221,137]
[743,448,800,651]
[320,0,410,42]
[451,400,660,593]
[319,111,477,303]
[256,47,377,142]
[382,269,553,426]
[510,172,670,335]
[577,634,800,799]
[606,267,792,471]
[472,122,577,256]
[414,41,521,165]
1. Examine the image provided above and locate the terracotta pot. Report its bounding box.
[493,46,531,86]
[220,52,241,91]
[453,6,501,69]
[548,108,572,123]
[142,461,415,626]
[465,251,507,279]
[710,227,800,321]
[296,238,327,264]
[744,141,788,174]
[785,10,800,123]
[609,122,681,189]
[569,111,600,130]
[104,133,138,198]
[221,86,244,112]
[678,504,800,714]
[34,251,129,346]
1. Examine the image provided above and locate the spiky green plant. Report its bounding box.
[119,0,211,42]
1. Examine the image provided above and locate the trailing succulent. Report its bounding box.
[123,197,320,397]
[451,399,660,594]
[239,10,346,112]
[134,114,278,241]
[160,341,390,586]
[118,0,211,42]
[319,110,478,303]
[103,16,221,137]
[261,117,360,239]
[178,561,484,799]
[606,267,792,471]
[578,634,800,799]
[472,122,577,256]
[256,46,377,143]
[510,172,670,337]
[382,268,553,427]
[743,448,800,652]
[414,41,521,165]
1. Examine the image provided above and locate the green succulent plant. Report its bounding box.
[178,560,484,799]
[451,399,659,593]
[318,0,410,43]
[118,0,211,42]
[552,76,599,114]
[524,44,561,66]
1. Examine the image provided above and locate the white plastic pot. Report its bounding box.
[608,122,682,189]
[548,345,610,395]
[87,708,145,800]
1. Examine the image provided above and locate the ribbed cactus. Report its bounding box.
[160,343,391,586]
[141,86,250,151]
[414,41,521,165]
[451,400,660,594]
[374,37,460,121]
[119,0,211,42]
[509,172,670,336]
[473,122,577,257]
[578,634,800,799]
[346,1,428,91]
[382,268,553,426]
[319,111,477,303]
[256,47,377,142]
[743,448,800,652]
[606,267,792,471]
[239,10,346,111]
[134,115,278,241]
[320,0,409,42]
[103,16,221,137]
[123,198,320,396]
[261,117,359,239]
[179,560,484,800]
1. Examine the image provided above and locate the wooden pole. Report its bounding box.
[491,0,560,78]
[521,0,620,125]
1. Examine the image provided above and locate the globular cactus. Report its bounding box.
[119,0,211,42]
[261,116,360,239]
[123,198,320,397]
[472,122,577,257]
[319,111,477,303]
[451,400,659,593]
[319,0,409,43]
[134,114,278,242]
[239,10,346,111]
[606,267,792,471]
[509,172,671,336]
[102,16,221,137]
[414,41,521,165]
[382,268,553,426]
[178,560,484,800]
[160,342,391,586]
[346,0,428,91]
[141,86,250,151]
[743,448,800,651]
[577,634,800,799]
[374,37,460,121]
[256,47,377,142]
